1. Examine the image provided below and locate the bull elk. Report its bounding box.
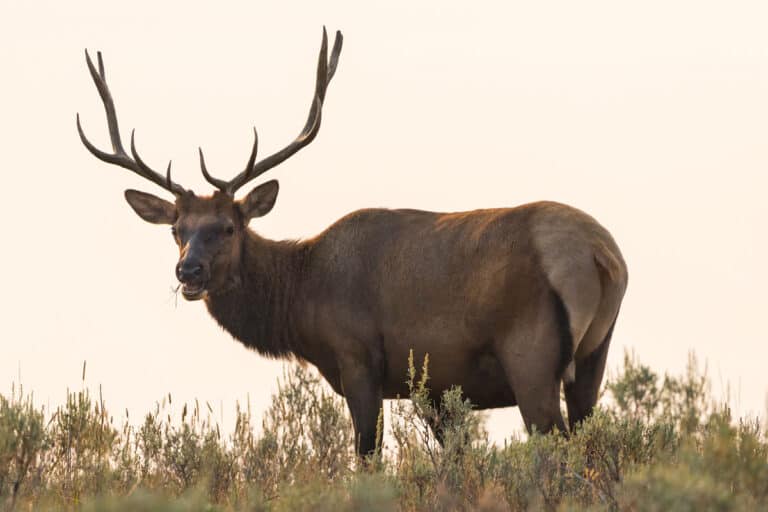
[77,28,628,457]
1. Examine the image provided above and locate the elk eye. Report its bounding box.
[225,225,235,236]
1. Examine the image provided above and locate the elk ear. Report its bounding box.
[238,180,279,221]
[124,189,177,225]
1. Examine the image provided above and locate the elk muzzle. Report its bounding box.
[176,247,210,301]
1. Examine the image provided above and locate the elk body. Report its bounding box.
[78,29,628,457]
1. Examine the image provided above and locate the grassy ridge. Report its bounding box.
[1,352,766,511]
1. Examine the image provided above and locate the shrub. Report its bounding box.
[0,350,765,511]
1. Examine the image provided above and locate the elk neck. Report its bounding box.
[203,229,311,361]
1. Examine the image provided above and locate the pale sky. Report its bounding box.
[1,1,766,441]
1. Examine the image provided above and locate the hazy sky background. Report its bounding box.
[1,1,766,441]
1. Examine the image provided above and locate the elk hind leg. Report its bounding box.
[564,319,615,431]
[495,304,568,435]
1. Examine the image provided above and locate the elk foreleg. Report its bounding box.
[339,362,383,460]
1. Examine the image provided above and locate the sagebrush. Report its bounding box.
[1,351,766,511]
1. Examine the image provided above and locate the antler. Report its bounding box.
[77,50,186,196]
[200,27,343,196]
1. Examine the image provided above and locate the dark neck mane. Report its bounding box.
[204,231,309,360]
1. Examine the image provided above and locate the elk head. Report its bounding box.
[77,29,342,300]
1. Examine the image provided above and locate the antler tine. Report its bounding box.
[198,148,230,191]
[222,27,343,195]
[327,30,343,83]
[243,127,260,180]
[130,131,186,194]
[77,49,186,196]
[166,161,174,191]
[198,128,259,194]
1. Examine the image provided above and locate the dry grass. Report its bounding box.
[1,351,766,511]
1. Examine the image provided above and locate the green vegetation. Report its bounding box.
[1,352,766,511]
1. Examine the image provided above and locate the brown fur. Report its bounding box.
[126,191,628,455]
[80,31,627,455]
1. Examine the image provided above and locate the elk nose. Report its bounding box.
[176,261,204,283]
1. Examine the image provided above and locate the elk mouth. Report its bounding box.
[181,282,208,301]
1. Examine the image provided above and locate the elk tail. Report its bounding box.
[593,239,624,285]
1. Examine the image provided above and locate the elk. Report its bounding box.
[77,28,627,457]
